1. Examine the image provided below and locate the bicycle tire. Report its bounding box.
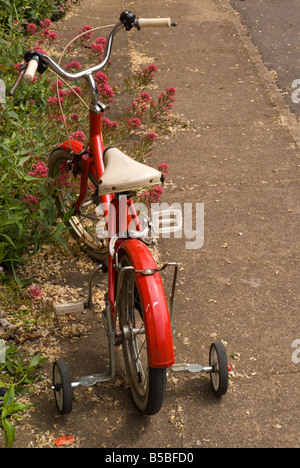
[53,359,73,415]
[47,148,109,261]
[118,254,167,415]
[209,342,229,397]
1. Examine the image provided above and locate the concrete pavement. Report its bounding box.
[14,0,300,448]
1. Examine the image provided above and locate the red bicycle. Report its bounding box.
[10,11,229,416]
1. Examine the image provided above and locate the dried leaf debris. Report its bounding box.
[0,238,107,447]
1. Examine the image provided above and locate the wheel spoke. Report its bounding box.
[121,269,149,392]
[118,255,167,414]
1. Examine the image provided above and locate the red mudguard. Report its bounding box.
[118,239,175,369]
[61,139,85,153]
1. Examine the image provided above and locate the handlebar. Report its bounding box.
[9,11,177,109]
[23,57,39,83]
[136,18,174,28]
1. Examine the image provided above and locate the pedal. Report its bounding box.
[54,301,86,316]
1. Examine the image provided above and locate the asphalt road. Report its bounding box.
[230,0,300,116]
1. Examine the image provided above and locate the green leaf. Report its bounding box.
[0,233,16,248]
[2,418,15,448]
[17,155,32,167]
[17,357,23,373]
[47,202,56,226]
[6,110,19,120]
[28,352,41,370]
[56,233,69,251]
[5,401,32,416]
[3,384,14,409]
[5,361,15,376]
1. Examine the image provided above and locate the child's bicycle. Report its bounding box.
[10,11,230,416]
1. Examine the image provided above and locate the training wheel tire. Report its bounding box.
[209,342,229,397]
[53,359,73,415]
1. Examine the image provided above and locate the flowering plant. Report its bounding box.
[0,15,177,270]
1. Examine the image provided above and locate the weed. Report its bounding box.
[0,347,47,448]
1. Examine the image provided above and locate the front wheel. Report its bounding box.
[118,254,166,415]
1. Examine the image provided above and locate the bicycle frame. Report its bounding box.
[61,109,175,369]
[61,111,111,213]
[9,13,177,373]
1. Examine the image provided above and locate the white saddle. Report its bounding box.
[98,147,163,196]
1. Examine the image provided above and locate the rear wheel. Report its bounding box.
[47,149,108,261]
[119,255,166,415]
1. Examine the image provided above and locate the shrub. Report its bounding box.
[0,0,75,27]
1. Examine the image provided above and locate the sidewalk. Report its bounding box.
[15,0,300,448]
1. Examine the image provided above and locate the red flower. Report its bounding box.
[140,92,151,103]
[26,23,37,35]
[142,64,158,77]
[90,42,104,53]
[21,194,39,211]
[78,25,93,42]
[65,61,81,71]
[14,63,23,74]
[33,45,47,54]
[50,80,64,91]
[141,185,164,206]
[166,86,176,96]
[94,72,108,84]
[102,117,118,129]
[143,132,157,143]
[47,96,64,106]
[49,32,58,42]
[27,285,43,298]
[71,131,86,142]
[128,118,141,129]
[157,162,169,178]
[29,161,48,178]
[40,19,52,28]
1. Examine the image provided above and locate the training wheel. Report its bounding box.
[209,342,229,397]
[53,359,73,415]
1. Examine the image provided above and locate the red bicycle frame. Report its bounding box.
[61,112,111,213]
[11,12,188,417]
[61,110,175,369]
